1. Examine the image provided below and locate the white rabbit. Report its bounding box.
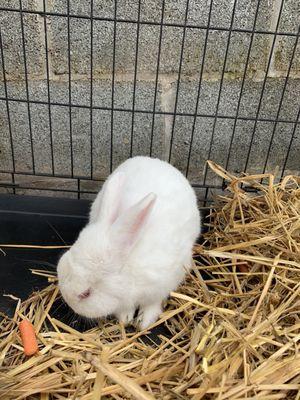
[57,156,201,329]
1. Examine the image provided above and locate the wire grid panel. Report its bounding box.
[0,0,299,201]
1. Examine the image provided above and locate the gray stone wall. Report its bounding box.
[0,0,299,201]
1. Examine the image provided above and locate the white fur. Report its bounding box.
[57,156,201,329]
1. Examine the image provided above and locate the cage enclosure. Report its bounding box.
[0,0,300,398]
[0,0,299,201]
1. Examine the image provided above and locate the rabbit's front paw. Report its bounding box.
[117,308,135,326]
[137,303,162,330]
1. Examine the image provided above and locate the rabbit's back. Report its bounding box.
[91,156,200,246]
[114,157,200,257]
[114,156,198,218]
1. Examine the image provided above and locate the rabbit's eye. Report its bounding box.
[78,288,91,300]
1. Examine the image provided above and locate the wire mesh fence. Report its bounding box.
[0,0,299,203]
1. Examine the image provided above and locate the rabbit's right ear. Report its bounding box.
[109,192,156,255]
[99,171,126,228]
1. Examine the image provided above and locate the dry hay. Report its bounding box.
[1,161,300,399]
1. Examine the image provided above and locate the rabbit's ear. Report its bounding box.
[99,172,126,228]
[110,193,156,253]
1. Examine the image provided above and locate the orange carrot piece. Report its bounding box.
[19,320,39,356]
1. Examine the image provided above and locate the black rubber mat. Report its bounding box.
[0,194,89,317]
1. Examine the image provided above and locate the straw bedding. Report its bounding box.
[1,161,300,399]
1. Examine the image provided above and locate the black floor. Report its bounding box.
[0,194,90,318]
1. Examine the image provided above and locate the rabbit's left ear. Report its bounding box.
[98,171,126,228]
[109,193,157,253]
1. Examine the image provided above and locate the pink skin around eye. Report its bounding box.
[78,288,91,300]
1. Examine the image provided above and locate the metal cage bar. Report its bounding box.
[0,6,298,37]
[67,0,74,177]
[224,0,262,173]
[130,0,142,157]
[110,0,117,172]
[243,0,285,173]
[19,0,35,174]
[185,0,214,179]
[89,0,94,180]
[0,29,15,174]
[0,96,298,123]
[203,0,239,187]
[149,0,165,157]
[42,0,55,175]
[263,29,300,174]
[168,0,190,162]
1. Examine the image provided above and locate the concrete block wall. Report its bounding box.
[0,0,299,200]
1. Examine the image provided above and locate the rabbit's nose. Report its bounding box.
[78,288,91,300]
